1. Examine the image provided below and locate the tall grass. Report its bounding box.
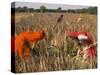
[14,12,97,73]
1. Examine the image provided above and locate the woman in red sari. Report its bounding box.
[68,31,96,62]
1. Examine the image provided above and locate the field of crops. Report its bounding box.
[14,12,97,73]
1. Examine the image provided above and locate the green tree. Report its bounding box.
[23,6,28,12]
[87,7,97,14]
[16,7,22,12]
[57,7,62,12]
[40,5,46,12]
[28,8,34,12]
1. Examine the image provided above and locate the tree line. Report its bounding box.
[14,5,97,14]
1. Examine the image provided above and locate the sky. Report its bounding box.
[11,1,92,10]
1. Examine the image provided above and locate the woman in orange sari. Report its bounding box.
[11,30,46,58]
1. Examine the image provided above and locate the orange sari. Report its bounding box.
[11,31,45,58]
